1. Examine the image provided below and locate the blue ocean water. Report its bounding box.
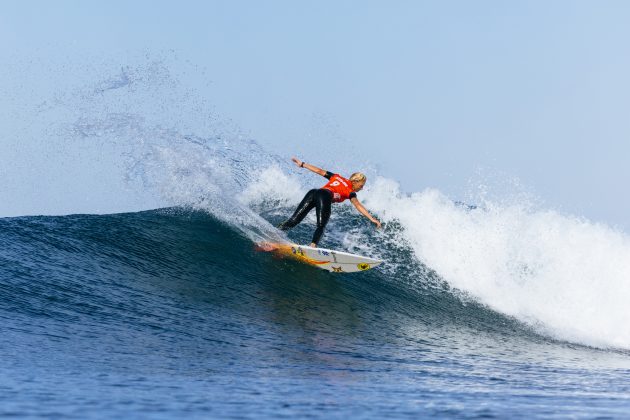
[2,209,630,418]
[2,56,630,418]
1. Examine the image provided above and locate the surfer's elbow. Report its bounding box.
[353,202,367,215]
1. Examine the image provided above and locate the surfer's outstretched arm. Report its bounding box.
[291,157,329,178]
[350,197,382,229]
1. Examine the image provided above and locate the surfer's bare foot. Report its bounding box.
[310,242,317,247]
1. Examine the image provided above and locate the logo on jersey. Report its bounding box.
[330,178,348,187]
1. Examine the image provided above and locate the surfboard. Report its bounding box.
[258,242,383,273]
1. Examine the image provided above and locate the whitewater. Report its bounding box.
[2,58,630,418]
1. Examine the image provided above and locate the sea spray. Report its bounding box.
[362,177,630,350]
[74,115,291,243]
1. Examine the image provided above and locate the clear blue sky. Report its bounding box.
[2,1,630,227]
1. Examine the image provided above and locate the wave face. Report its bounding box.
[2,209,630,418]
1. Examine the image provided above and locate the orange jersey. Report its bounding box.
[321,174,355,203]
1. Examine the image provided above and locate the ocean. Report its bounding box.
[2,207,630,418]
[2,59,630,418]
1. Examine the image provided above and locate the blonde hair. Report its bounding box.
[349,172,366,184]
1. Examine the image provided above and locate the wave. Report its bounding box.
[0,210,532,350]
[2,199,629,353]
[106,118,630,351]
[5,59,629,352]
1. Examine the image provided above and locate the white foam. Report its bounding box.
[363,177,630,350]
[239,166,304,208]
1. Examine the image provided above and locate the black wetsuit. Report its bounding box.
[279,171,356,246]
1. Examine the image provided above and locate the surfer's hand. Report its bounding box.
[373,220,382,229]
[291,157,303,167]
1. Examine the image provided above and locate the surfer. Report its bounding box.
[278,157,381,247]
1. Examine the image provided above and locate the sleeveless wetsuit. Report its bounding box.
[279,172,356,245]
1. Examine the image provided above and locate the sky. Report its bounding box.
[2,1,630,228]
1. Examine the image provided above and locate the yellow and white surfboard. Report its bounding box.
[259,243,383,273]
